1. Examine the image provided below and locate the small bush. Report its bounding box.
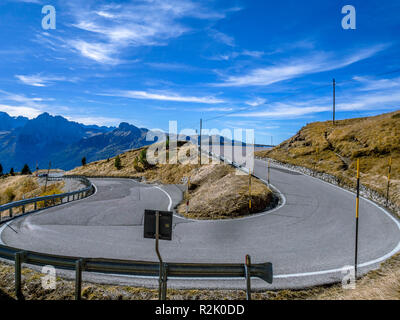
[21,164,31,175]
[139,149,150,169]
[114,155,122,170]
[133,157,143,172]
[5,187,15,203]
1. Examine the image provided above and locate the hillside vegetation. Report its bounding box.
[0,175,65,218]
[70,142,273,219]
[256,110,400,208]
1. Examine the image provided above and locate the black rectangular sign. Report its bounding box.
[143,210,173,240]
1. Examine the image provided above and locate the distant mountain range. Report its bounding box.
[0,112,153,172]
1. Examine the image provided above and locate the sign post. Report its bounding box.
[355,159,360,279]
[144,209,173,300]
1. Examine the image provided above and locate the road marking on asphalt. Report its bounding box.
[2,169,399,283]
[254,158,400,279]
[153,186,173,211]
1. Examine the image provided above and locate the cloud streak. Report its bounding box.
[15,74,78,87]
[215,45,388,87]
[102,90,225,104]
[66,0,230,64]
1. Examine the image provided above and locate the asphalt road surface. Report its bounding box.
[1,154,399,290]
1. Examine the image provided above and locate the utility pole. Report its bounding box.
[333,78,336,125]
[44,161,51,193]
[199,118,202,165]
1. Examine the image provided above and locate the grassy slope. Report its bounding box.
[0,175,65,217]
[256,110,400,208]
[177,164,273,219]
[70,143,273,219]
[1,113,399,299]
[2,251,400,300]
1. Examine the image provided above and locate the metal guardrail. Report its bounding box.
[0,173,273,300]
[0,175,94,221]
[0,244,273,300]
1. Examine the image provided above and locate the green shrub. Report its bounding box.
[5,187,15,203]
[114,155,122,170]
[21,164,31,175]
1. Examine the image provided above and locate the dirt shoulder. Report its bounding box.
[1,251,400,300]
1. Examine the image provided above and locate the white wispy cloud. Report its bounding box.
[190,107,234,112]
[0,90,48,107]
[66,0,230,64]
[246,98,266,107]
[208,50,265,61]
[352,75,400,91]
[10,0,42,3]
[236,104,330,118]
[146,62,198,71]
[209,29,235,47]
[337,91,400,111]
[67,40,120,65]
[102,90,225,104]
[232,79,400,119]
[215,45,388,87]
[15,74,78,87]
[65,116,121,126]
[0,104,42,118]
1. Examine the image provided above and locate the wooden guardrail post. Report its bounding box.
[244,254,252,300]
[161,263,168,300]
[15,251,26,300]
[75,259,84,300]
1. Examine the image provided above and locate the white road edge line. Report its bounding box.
[2,171,399,282]
[153,186,173,211]
[254,158,400,279]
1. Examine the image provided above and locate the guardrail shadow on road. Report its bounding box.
[0,175,94,223]
[0,175,273,300]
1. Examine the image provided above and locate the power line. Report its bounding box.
[176,66,400,130]
[203,67,400,124]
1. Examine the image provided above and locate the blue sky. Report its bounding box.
[0,0,399,144]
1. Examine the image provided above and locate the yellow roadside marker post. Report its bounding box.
[386,157,392,207]
[355,158,360,279]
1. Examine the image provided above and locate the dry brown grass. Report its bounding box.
[177,164,273,219]
[69,143,200,184]
[2,252,400,300]
[0,175,65,217]
[310,252,400,300]
[70,143,273,219]
[256,110,400,208]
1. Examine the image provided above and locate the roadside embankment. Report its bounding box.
[70,143,274,219]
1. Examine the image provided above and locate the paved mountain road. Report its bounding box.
[1,158,399,289]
